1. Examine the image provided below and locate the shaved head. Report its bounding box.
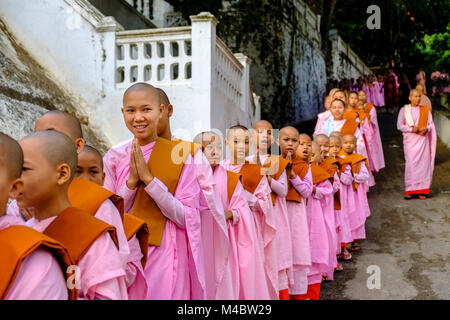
[279,126,299,138]
[330,131,343,139]
[35,110,83,140]
[410,88,421,97]
[343,134,357,144]
[227,125,248,140]
[329,135,342,144]
[21,131,78,182]
[299,133,311,142]
[80,145,103,164]
[0,132,23,180]
[414,85,424,94]
[311,141,321,153]
[252,120,273,130]
[157,88,170,106]
[314,134,329,143]
[123,82,161,106]
[194,131,219,145]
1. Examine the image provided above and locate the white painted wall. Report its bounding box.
[433,109,450,149]
[0,1,257,146]
[0,0,122,146]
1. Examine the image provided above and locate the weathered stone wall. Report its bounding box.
[0,19,109,153]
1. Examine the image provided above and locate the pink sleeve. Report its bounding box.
[194,150,227,226]
[313,179,333,199]
[340,166,353,185]
[124,236,147,300]
[397,108,412,133]
[6,248,68,300]
[332,172,340,193]
[116,183,137,213]
[314,117,325,136]
[427,111,433,132]
[354,162,370,183]
[95,199,130,269]
[270,170,288,197]
[103,150,118,194]
[78,232,128,300]
[290,168,313,199]
[143,154,200,229]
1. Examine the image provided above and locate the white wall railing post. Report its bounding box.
[190,12,218,133]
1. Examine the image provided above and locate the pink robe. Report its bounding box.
[397,106,437,192]
[286,170,313,295]
[306,178,336,285]
[314,110,332,137]
[247,154,293,292]
[124,235,147,300]
[220,159,279,300]
[338,159,371,240]
[1,215,68,300]
[194,150,233,300]
[7,198,130,271]
[320,118,376,187]
[365,105,385,171]
[103,140,206,300]
[214,164,270,299]
[25,215,128,300]
[377,81,385,107]
[333,170,353,246]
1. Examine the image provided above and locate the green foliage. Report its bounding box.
[332,0,450,75]
[418,23,450,71]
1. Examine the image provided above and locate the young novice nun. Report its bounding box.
[8,111,130,271]
[345,92,376,186]
[158,88,232,300]
[278,127,313,299]
[294,135,333,300]
[319,99,372,173]
[249,120,292,300]
[314,134,345,269]
[338,134,371,252]
[358,90,385,172]
[327,135,353,261]
[397,89,437,200]
[0,132,73,300]
[221,125,275,299]
[103,83,205,300]
[310,141,338,283]
[77,145,149,300]
[18,131,127,299]
[314,89,341,136]
[197,131,267,300]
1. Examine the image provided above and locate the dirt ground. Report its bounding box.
[320,112,450,300]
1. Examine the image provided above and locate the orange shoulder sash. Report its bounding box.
[226,171,241,204]
[68,178,124,221]
[130,137,189,246]
[341,119,359,135]
[418,106,430,136]
[0,225,77,300]
[43,207,118,264]
[263,155,291,205]
[123,213,149,269]
[310,164,333,185]
[239,163,264,195]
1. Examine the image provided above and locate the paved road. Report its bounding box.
[320,112,450,300]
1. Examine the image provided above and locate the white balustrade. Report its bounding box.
[215,37,244,111]
[115,26,192,88]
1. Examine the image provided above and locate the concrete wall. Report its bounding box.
[329,29,371,80]
[88,0,156,29]
[433,108,450,149]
